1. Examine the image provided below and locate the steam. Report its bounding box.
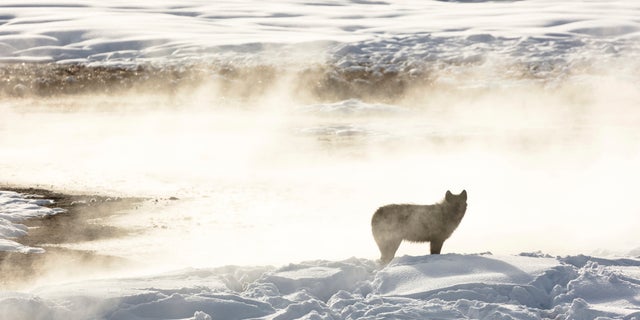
[1,59,639,280]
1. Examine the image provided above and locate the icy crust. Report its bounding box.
[2,254,640,319]
[0,190,65,253]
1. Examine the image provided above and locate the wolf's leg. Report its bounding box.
[430,239,444,254]
[378,237,402,264]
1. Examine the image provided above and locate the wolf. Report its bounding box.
[371,190,467,264]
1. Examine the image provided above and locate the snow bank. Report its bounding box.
[1,254,639,319]
[0,190,64,253]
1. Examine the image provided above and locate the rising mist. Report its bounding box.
[1,59,639,280]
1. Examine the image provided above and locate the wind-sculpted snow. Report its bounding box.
[1,254,639,319]
[0,0,638,70]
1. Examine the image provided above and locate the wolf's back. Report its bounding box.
[371,204,417,227]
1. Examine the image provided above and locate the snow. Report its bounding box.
[0,0,637,67]
[373,254,561,298]
[1,254,639,319]
[0,191,64,254]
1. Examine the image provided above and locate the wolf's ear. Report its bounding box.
[460,190,467,201]
[445,190,453,202]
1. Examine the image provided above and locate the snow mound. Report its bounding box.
[373,254,560,299]
[0,190,65,253]
[2,254,640,319]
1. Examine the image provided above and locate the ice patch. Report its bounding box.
[0,238,44,254]
[0,190,65,253]
[298,124,377,138]
[297,99,406,117]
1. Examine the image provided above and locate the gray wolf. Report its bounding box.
[371,190,467,264]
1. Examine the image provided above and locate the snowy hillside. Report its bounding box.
[0,0,638,67]
[2,253,640,319]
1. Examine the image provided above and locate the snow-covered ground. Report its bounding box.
[1,0,640,318]
[2,253,640,319]
[0,0,638,68]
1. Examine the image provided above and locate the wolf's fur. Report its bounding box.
[371,190,467,264]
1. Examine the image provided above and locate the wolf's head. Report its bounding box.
[445,190,467,218]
